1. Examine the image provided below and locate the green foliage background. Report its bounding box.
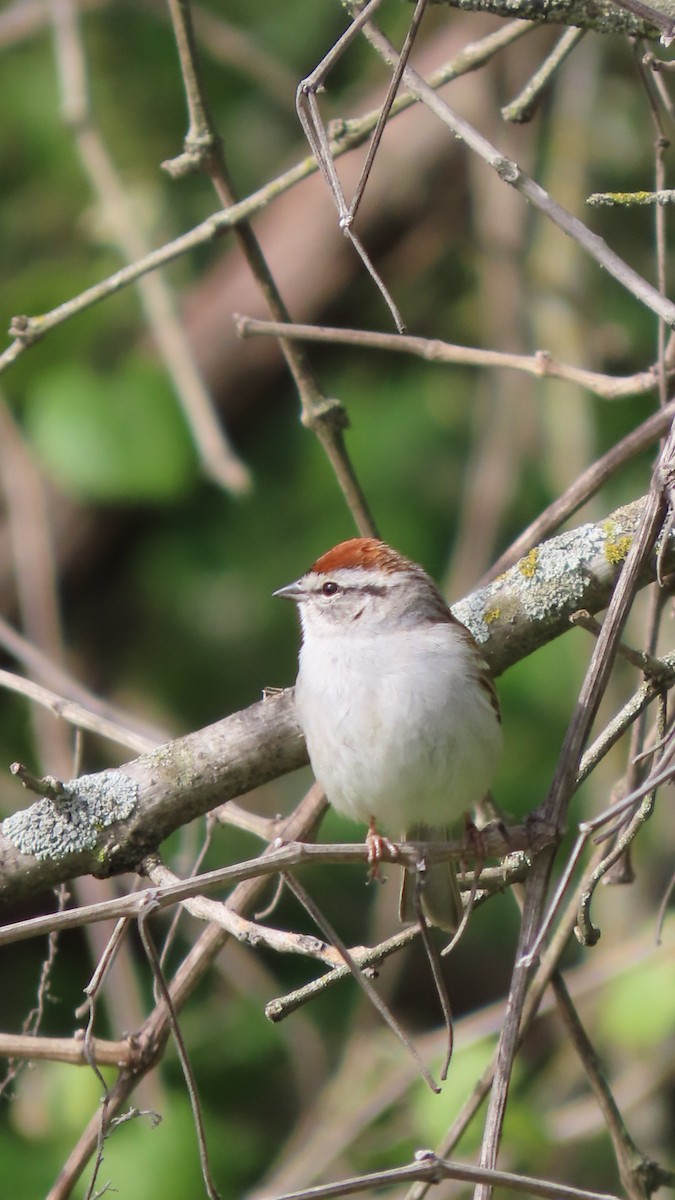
[0,2,672,1197]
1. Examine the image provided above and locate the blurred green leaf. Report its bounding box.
[601,952,675,1050]
[24,359,197,502]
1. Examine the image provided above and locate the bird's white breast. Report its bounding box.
[294,623,501,832]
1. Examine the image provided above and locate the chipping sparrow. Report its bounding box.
[275,537,502,931]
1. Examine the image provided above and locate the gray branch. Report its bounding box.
[0,494,669,906]
[427,0,667,39]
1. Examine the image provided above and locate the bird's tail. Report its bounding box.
[398,823,462,932]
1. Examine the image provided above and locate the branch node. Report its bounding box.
[161,150,202,179]
[8,315,43,346]
[300,396,349,432]
[533,348,553,376]
[162,130,219,179]
[494,156,520,183]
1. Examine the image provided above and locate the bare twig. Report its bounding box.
[0,21,535,380]
[0,826,541,949]
[265,857,529,1021]
[357,19,675,329]
[550,974,673,1199]
[282,872,441,1094]
[296,0,435,332]
[44,784,328,1199]
[146,857,349,966]
[49,0,250,494]
[0,611,167,746]
[568,609,672,680]
[0,668,155,754]
[163,0,377,534]
[484,401,675,581]
[265,1149,620,1200]
[502,28,586,123]
[138,900,221,1200]
[519,648,675,966]
[236,316,671,402]
[0,1032,135,1068]
[473,433,675,1192]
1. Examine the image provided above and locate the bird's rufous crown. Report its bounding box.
[310,538,409,576]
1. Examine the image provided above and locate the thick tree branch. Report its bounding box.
[427,0,664,39]
[0,493,670,906]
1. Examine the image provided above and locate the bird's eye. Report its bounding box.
[321,580,339,596]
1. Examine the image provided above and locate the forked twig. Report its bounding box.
[282,872,441,1094]
[296,0,425,331]
[49,0,250,494]
[348,0,428,219]
[265,858,529,1022]
[164,0,378,534]
[236,317,674,403]
[267,1148,621,1200]
[358,13,675,327]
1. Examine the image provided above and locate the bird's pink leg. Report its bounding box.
[366,816,398,878]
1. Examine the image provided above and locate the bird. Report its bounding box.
[275,537,502,930]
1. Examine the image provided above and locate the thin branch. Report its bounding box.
[282,872,441,1094]
[576,789,657,947]
[348,0,428,221]
[576,687,666,947]
[484,401,675,581]
[145,857,349,966]
[236,316,669,401]
[49,0,250,494]
[502,28,586,123]
[137,902,221,1200]
[0,1032,136,1068]
[0,667,156,754]
[164,0,377,534]
[265,924,420,1022]
[550,973,672,1199]
[359,17,675,329]
[0,20,532,377]
[0,610,169,746]
[403,837,613,1200]
[44,785,329,1200]
[568,610,673,680]
[0,825,542,948]
[521,665,674,965]
[295,0,422,332]
[265,858,529,1022]
[472,426,675,1191]
[575,651,675,786]
[266,1150,620,1200]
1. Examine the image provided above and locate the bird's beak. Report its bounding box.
[273,579,305,601]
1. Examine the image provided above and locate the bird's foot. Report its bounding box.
[366,817,398,881]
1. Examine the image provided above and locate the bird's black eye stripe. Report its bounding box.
[321,580,339,596]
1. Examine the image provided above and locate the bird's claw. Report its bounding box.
[366,819,398,881]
